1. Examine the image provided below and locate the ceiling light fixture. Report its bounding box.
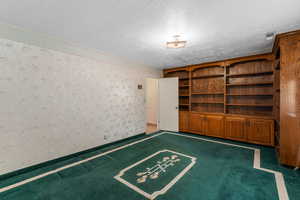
[166,35,187,49]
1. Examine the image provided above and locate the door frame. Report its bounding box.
[145,78,159,133]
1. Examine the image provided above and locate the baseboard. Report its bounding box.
[0,132,146,181]
[146,130,162,135]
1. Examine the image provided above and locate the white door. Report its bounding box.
[158,77,179,132]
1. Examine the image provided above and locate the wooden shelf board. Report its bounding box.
[190,111,225,115]
[192,74,224,79]
[192,102,224,104]
[179,85,190,88]
[179,104,190,106]
[226,94,273,96]
[226,82,273,86]
[191,92,224,95]
[227,71,273,77]
[179,95,189,97]
[179,77,189,80]
[227,104,273,107]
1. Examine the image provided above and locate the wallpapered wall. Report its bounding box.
[0,38,161,175]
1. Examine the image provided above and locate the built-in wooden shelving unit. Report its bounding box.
[225,58,275,116]
[163,53,276,146]
[163,30,300,165]
[164,55,276,117]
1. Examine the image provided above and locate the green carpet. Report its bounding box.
[0,132,299,200]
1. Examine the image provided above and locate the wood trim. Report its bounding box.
[163,66,190,74]
[169,54,274,71]
[272,29,300,54]
[190,61,225,71]
[224,65,227,114]
[225,53,274,65]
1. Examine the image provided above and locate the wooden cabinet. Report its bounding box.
[277,31,300,167]
[206,115,224,138]
[225,117,247,142]
[189,113,207,135]
[189,113,274,146]
[247,119,274,146]
[189,114,224,138]
[163,36,287,148]
[225,117,274,145]
[179,111,189,132]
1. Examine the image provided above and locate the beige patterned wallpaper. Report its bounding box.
[0,38,161,175]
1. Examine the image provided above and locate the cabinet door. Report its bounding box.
[206,115,224,138]
[179,111,189,132]
[189,113,207,134]
[225,117,247,142]
[247,119,274,146]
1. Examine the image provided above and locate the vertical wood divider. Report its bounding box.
[272,55,276,117]
[224,62,227,114]
[189,67,192,112]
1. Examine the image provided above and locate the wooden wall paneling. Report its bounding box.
[273,54,280,150]
[279,32,300,167]
[192,77,224,93]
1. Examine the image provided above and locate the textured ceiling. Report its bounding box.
[0,0,300,69]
